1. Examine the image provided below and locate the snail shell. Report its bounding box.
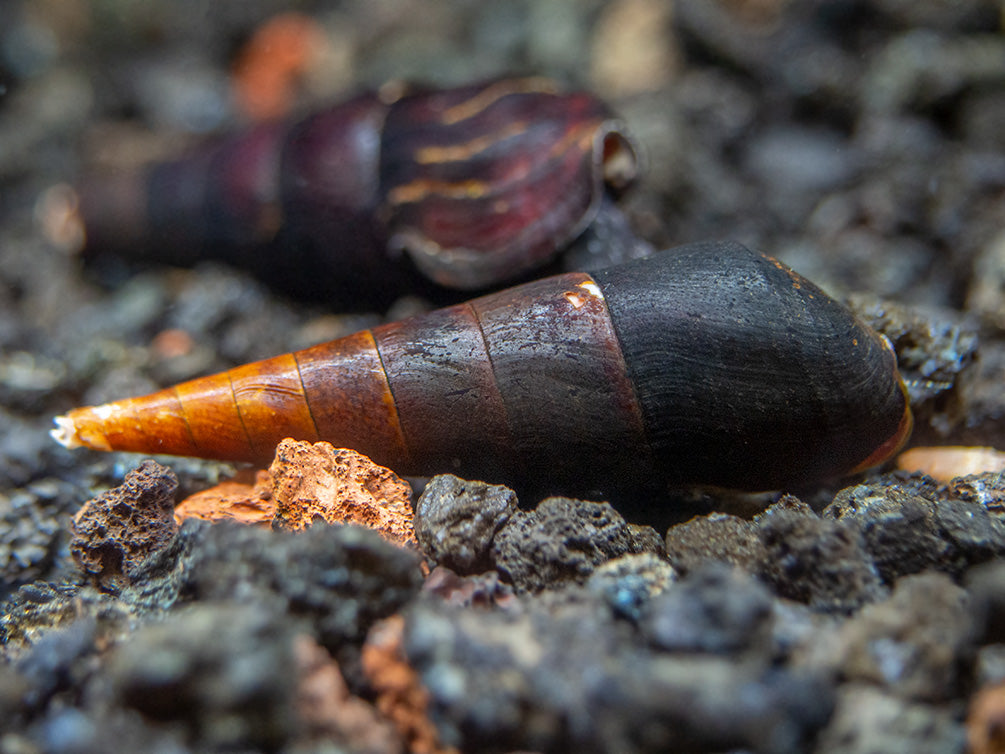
[53,241,912,499]
[74,77,638,303]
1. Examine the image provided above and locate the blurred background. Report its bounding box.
[2,0,1004,310]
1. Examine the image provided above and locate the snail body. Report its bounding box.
[53,242,912,499]
[75,77,638,303]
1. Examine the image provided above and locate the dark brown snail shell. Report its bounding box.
[74,77,638,304]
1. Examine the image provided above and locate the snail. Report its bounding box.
[52,241,912,500]
[72,77,640,304]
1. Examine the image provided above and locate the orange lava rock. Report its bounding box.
[897,446,1005,483]
[362,615,458,754]
[174,470,275,527]
[232,12,329,121]
[968,683,1005,754]
[150,328,196,360]
[269,439,415,546]
[293,634,404,753]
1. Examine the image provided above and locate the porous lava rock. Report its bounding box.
[826,477,1005,582]
[490,496,663,593]
[70,460,179,591]
[665,511,767,574]
[403,592,833,754]
[269,439,415,546]
[414,474,518,574]
[756,499,887,613]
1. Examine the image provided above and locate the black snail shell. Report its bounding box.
[592,241,911,491]
[53,241,912,501]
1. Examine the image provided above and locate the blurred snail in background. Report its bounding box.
[53,242,913,502]
[66,77,642,305]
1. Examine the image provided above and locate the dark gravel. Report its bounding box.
[3,1,1005,752]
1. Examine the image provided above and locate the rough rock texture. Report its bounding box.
[269,440,416,546]
[3,518,424,677]
[846,293,979,441]
[952,472,1005,511]
[173,441,417,546]
[414,475,518,574]
[826,477,1005,582]
[403,589,833,754]
[757,501,888,613]
[491,496,662,593]
[0,477,78,598]
[70,460,179,591]
[664,511,767,573]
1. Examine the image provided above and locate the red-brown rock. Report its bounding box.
[362,615,458,754]
[294,634,404,753]
[174,470,274,527]
[269,439,415,546]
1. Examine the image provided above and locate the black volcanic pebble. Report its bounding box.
[756,500,887,613]
[665,511,767,574]
[404,591,833,754]
[414,474,518,574]
[102,603,298,751]
[951,471,1005,509]
[491,496,664,593]
[640,562,773,654]
[2,519,423,672]
[0,476,80,597]
[69,460,179,592]
[825,478,1005,582]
